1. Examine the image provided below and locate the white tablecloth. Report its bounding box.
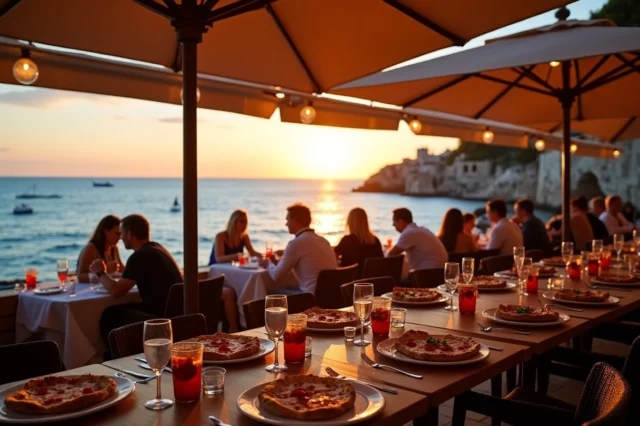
[15,283,141,369]
[209,264,299,327]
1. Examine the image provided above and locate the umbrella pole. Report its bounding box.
[560,61,573,243]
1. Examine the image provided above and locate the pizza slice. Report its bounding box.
[394,329,480,362]
[495,304,559,322]
[304,307,359,329]
[184,333,261,360]
[391,287,441,302]
[552,289,610,302]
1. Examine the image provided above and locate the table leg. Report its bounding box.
[537,352,550,394]
[506,367,517,393]
[414,406,438,426]
[523,358,537,390]
[490,374,502,426]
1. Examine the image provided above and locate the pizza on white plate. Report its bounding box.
[541,256,572,266]
[394,329,481,362]
[495,304,559,322]
[184,333,261,360]
[391,287,441,302]
[4,374,117,415]
[303,307,360,329]
[552,289,610,302]
[595,273,639,284]
[471,276,507,289]
[258,375,355,420]
[509,265,557,276]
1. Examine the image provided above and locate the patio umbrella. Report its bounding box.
[0,0,575,312]
[335,13,640,241]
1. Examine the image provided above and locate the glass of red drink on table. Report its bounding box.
[567,257,582,279]
[56,260,68,287]
[526,266,539,293]
[371,297,391,335]
[24,268,37,289]
[171,342,204,403]
[587,252,600,276]
[599,251,611,270]
[283,314,307,363]
[457,283,478,314]
[265,241,274,258]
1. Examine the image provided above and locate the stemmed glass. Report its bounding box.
[561,241,574,272]
[633,229,640,251]
[143,319,173,410]
[591,239,603,255]
[56,260,68,288]
[518,257,532,296]
[353,283,374,346]
[265,295,288,373]
[444,262,459,311]
[513,246,525,272]
[461,257,474,285]
[613,234,624,265]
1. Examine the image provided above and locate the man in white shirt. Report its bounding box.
[388,208,448,270]
[485,199,524,255]
[261,203,337,295]
[600,195,635,236]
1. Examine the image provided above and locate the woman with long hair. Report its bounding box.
[334,208,383,272]
[437,208,477,253]
[77,215,125,282]
[209,209,260,265]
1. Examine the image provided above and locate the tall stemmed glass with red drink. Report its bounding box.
[56,260,68,288]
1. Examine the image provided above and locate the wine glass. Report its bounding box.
[56,259,68,288]
[143,319,173,410]
[461,257,474,285]
[613,234,624,264]
[265,295,288,373]
[513,246,525,272]
[591,239,603,255]
[561,241,574,272]
[444,262,459,311]
[518,257,533,296]
[353,283,374,346]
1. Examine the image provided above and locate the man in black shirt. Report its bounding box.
[92,214,183,347]
[513,198,550,254]
[573,196,609,241]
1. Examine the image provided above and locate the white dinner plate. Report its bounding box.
[542,291,620,306]
[240,263,260,270]
[204,338,274,365]
[482,308,571,328]
[494,270,558,279]
[237,379,385,425]
[437,283,516,292]
[0,375,135,424]
[377,338,490,366]
[33,287,64,295]
[590,278,640,287]
[381,292,450,306]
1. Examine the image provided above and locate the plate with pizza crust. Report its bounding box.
[591,274,640,287]
[237,377,385,425]
[382,289,450,306]
[540,256,574,267]
[542,291,620,306]
[482,307,570,328]
[205,338,274,365]
[377,336,489,366]
[437,282,517,292]
[0,374,134,424]
[184,334,275,365]
[304,308,361,331]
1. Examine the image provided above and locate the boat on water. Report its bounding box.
[13,204,34,215]
[170,197,181,212]
[93,181,114,187]
[16,185,61,199]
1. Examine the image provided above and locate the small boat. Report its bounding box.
[16,185,61,199]
[170,197,181,212]
[93,181,114,187]
[13,204,34,215]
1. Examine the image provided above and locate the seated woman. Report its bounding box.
[209,209,260,265]
[77,215,125,283]
[334,208,383,273]
[438,208,478,253]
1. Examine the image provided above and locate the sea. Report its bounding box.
[0,177,554,281]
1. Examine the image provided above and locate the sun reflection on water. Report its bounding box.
[312,180,344,246]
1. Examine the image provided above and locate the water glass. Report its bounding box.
[353,283,374,346]
[344,326,356,342]
[613,234,624,264]
[202,367,226,395]
[625,254,638,275]
[143,319,173,410]
[461,257,474,284]
[517,257,532,296]
[548,277,565,290]
[265,295,288,373]
[444,262,459,311]
[371,297,391,335]
[390,308,407,328]
[591,239,603,254]
[561,241,574,266]
[24,268,38,290]
[283,314,307,363]
[305,336,312,357]
[171,342,204,403]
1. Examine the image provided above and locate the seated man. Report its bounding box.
[600,195,635,236]
[485,199,523,256]
[388,207,448,270]
[572,196,608,241]
[590,196,606,217]
[91,214,183,345]
[261,203,337,295]
[513,198,549,254]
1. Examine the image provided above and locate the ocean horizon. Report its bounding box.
[1,177,554,281]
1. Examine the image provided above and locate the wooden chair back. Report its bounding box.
[361,255,404,285]
[0,341,63,385]
[478,255,514,275]
[315,264,360,309]
[164,275,225,334]
[340,276,396,306]
[242,292,317,330]
[409,268,445,288]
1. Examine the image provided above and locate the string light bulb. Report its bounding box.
[549,61,560,67]
[570,143,578,153]
[534,138,546,151]
[409,118,422,134]
[300,103,316,124]
[275,92,286,99]
[481,128,494,144]
[613,149,620,158]
[180,86,201,104]
[13,50,39,85]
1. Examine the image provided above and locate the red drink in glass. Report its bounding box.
[458,284,478,314]
[599,252,611,270]
[284,314,307,363]
[568,261,581,279]
[238,255,245,265]
[24,268,37,289]
[386,238,393,249]
[588,259,599,276]
[265,249,273,258]
[172,355,202,402]
[371,308,390,335]
[57,271,68,283]
[526,270,539,293]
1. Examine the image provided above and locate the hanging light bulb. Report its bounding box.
[481,128,494,144]
[300,103,316,124]
[613,149,620,158]
[409,118,422,134]
[549,61,560,67]
[570,143,578,153]
[534,138,546,151]
[180,86,201,104]
[275,92,286,99]
[13,49,39,85]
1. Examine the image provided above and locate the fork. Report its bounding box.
[360,353,422,379]
[477,321,532,335]
[209,415,232,426]
[586,282,633,292]
[115,371,155,384]
[135,357,173,373]
[325,367,398,394]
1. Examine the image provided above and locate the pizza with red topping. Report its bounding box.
[495,304,559,322]
[470,276,507,289]
[595,273,640,284]
[4,374,116,415]
[552,289,610,302]
[258,375,355,420]
[391,287,441,302]
[184,333,260,360]
[541,256,572,267]
[394,330,480,362]
[303,307,359,329]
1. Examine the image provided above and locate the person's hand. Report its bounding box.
[90,259,106,274]
[105,260,118,272]
[259,257,271,268]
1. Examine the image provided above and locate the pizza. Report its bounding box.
[495,304,559,322]
[4,374,116,415]
[541,256,572,266]
[509,265,556,276]
[303,307,360,329]
[258,375,355,420]
[391,287,441,302]
[552,289,610,302]
[394,329,480,362]
[184,333,260,361]
[595,273,640,284]
[470,276,506,289]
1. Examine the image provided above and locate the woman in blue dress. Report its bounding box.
[209,209,261,264]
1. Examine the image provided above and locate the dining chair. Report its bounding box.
[242,292,316,330]
[448,249,501,266]
[525,249,546,262]
[409,268,445,288]
[361,255,404,285]
[340,276,396,306]
[108,313,207,359]
[452,362,630,426]
[0,341,63,385]
[164,275,225,333]
[478,255,514,275]
[314,264,360,309]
